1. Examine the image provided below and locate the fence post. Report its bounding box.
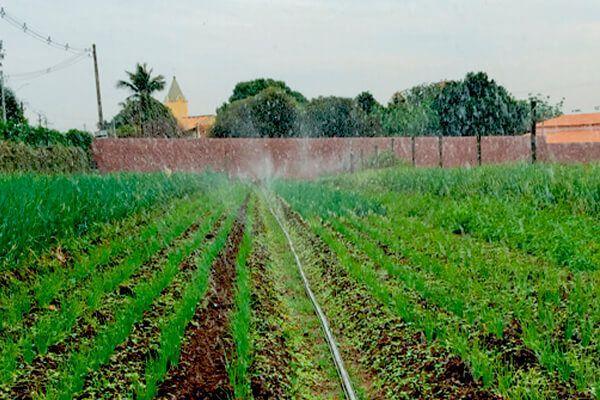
[531,100,537,164]
[477,133,482,166]
[360,148,364,169]
[350,151,354,173]
[374,145,379,168]
[411,135,416,167]
[438,133,443,168]
[390,137,395,154]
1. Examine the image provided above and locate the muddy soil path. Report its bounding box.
[157,203,247,399]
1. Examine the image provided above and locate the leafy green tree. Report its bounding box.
[0,82,26,123]
[355,91,380,114]
[527,93,563,123]
[229,78,307,104]
[299,96,374,137]
[111,97,180,138]
[388,91,406,108]
[211,99,254,138]
[435,72,529,136]
[116,63,167,135]
[381,84,442,136]
[250,87,299,137]
[212,88,299,138]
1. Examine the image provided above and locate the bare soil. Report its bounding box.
[157,205,246,399]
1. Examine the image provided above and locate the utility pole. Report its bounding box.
[531,100,537,164]
[92,44,103,130]
[0,40,6,122]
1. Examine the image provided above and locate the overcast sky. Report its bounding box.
[1,0,599,131]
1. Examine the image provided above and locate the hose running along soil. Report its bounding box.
[266,198,357,400]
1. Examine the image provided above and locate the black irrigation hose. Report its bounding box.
[266,198,357,400]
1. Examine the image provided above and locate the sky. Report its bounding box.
[1,0,599,131]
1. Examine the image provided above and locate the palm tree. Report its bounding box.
[117,63,166,135]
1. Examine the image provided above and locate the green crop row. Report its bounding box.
[381,192,599,272]
[227,201,254,399]
[138,205,242,399]
[0,196,210,386]
[0,171,226,270]
[329,163,600,217]
[333,213,598,395]
[44,199,228,399]
[272,180,384,219]
[0,197,196,333]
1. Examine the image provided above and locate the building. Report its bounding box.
[164,77,215,137]
[537,112,600,143]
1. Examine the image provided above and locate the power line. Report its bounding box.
[6,52,90,81]
[0,6,90,55]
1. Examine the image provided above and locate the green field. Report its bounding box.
[0,164,598,399]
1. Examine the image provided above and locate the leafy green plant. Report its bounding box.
[227,205,254,398]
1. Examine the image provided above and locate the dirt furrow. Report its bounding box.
[156,205,246,399]
[75,218,224,399]
[7,218,206,400]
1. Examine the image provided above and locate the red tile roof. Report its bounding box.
[179,115,216,134]
[538,112,600,128]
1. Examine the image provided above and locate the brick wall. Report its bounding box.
[92,136,600,178]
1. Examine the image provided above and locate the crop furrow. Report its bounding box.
[154,201,248,399]
[40,203,223,399]
[75,215,226,399]
[0,197,210,392]
[246,211,294,399]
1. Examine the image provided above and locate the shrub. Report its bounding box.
[0,141,91,173]
[0,120,92,150]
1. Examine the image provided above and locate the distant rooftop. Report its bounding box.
[165,76,186,103]
[538,112,600,128]
[538,112,600,143]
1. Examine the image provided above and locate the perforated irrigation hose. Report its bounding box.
[266,197,357,400]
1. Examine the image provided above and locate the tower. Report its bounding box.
[164,76,189,121]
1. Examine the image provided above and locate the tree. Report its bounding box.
[527,93,563,123]
[388,91,406,108]
[111,97,180,138]
[435,72,528,136]
[299,96,374,137]
[0,82,26,123]
[229,78,307,104]
[381,84,442,136]
[211,87,299,138]
[116,63,167,135]
[355,91,380,114]
[250,87,299,137]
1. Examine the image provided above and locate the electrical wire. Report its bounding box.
[0,6,90,55]
[6,52,89,81]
